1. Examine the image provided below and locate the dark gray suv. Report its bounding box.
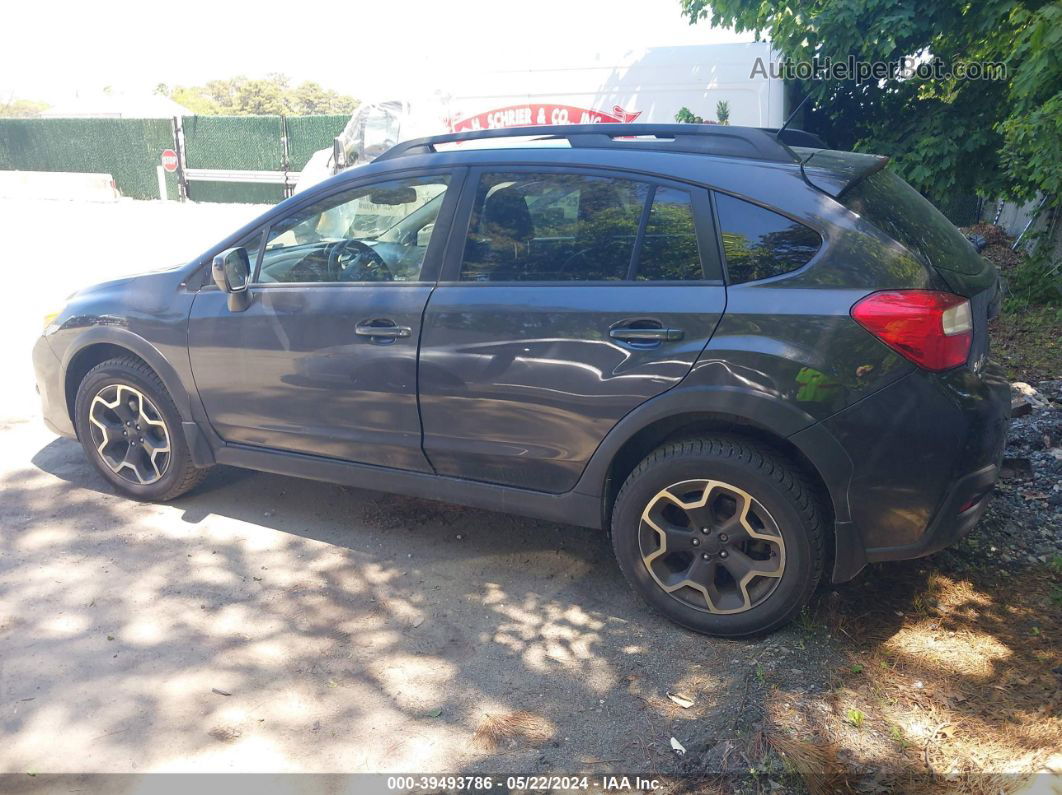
[31,124,1010,637]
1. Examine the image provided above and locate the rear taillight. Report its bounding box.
[851,290,973,371]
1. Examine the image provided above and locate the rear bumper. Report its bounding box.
[32,334,76,439]
[813,362,1009,581]
[864,462,998,563]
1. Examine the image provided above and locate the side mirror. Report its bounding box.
[212,247,251,311]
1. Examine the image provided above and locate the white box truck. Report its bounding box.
[296,42,788,191]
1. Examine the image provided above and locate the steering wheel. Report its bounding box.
[327,239,394,282]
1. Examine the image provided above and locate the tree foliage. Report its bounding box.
[674,101,730,123]
[163,74,359,117]
[999,3,1062,200]
[679,0,1062,205]
[674,106,705,123]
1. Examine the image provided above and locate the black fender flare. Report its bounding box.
[62,327,189,413]
[59,326,215,467]
[571,385,861,580]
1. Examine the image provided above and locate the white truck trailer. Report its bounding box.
[296,42,787,191]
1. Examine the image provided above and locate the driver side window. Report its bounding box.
[256,174,450,284]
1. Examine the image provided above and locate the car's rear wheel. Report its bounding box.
[611,436,825,637]
[74,357,208,501]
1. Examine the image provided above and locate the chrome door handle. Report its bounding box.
[355,322,412,338]
[609,327,684,342]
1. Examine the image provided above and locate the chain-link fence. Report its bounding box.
[0,114,349,203]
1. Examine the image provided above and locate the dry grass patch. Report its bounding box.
[765,726,848,794]
[473,710,556,751]
[784,562,1062,791]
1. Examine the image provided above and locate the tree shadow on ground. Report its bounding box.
[10,437,1057,792]
[3,436,772,783]
[741,536,1061,793]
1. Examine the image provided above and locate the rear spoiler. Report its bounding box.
[792,147,890,198]
[761,128,828,149]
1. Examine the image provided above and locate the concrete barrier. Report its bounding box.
[0,170,120,202]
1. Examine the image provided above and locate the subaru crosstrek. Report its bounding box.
[32,124,1010,637]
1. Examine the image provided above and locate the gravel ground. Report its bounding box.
[960,380,1062,566]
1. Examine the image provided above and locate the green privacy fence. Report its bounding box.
[0,117,179,199]
[0,114,349,203]
[181,114,348,203]
[287,115,348,171]
[182,115,285,203]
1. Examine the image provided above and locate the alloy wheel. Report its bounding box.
[87,384,171,485]
[639,479,786,614]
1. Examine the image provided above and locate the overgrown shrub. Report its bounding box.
[1003,249,1062,312]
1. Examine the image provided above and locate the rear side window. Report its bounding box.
[636,187,703,281]
[715,193,821,284]
[461,172,648,281]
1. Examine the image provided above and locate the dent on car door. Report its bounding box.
[418,168,726,492]
[188,171,461,469]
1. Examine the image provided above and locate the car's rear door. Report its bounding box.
[417,166,725,492]
[188,169,461,470]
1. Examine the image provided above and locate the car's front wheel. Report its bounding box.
[611,436,825,637]
[74,357,207,501]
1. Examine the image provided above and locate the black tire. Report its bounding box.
[74,356,208,501]
[611,436,825,638]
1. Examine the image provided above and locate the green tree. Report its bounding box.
[679,0,1062,206]
[169,74,359,116]
[291,81,360,115]
[171,86,221,115]
[999,3,1062,199]
[232,78,289,115]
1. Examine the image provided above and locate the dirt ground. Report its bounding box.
[0,198,1058,792]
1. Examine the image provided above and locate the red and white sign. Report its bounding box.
[450,103,642,132]
[160,149,179,173]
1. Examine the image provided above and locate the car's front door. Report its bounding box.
[188,170,460,470]
[418,167,726,492]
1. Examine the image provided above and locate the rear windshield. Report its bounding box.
[841,170,983,275]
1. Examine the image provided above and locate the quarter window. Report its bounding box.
[255,174,450,284]
[715,194,821,284]
[460,172,648,282]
